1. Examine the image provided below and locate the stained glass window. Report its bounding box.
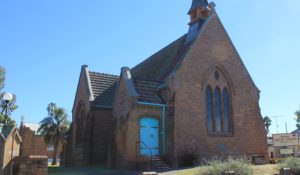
[205,85,214,131]
[223,88,230,132]
[214,87,222,132]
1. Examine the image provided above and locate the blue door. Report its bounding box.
[140,118,159,156]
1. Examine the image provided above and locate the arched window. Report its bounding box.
[223,88,231,132]
[76,103,85,145]
[205,69,233,135]
[205,85,214,131]
[214,87,222,132]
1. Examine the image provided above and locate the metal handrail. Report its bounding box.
[136,140,153,170]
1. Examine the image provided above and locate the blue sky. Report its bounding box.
[0,0,299,134]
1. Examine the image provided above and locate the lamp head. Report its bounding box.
[2,92,13,102]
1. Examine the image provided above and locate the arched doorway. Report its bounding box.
[139,118,159,156]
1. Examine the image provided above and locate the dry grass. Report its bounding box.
[162,164,278,175]
[252,164,278,175]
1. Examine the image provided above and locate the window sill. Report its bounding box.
[207,131,233,137]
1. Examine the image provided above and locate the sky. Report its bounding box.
[0,0,300,134]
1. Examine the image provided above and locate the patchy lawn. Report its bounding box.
[160,164,279,175]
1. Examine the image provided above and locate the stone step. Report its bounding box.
[141,172,158,175]
[150,157,170,171]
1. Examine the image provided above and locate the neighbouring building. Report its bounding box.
[292,128,300,136]
[0,124,22,175]
[268,132,300,162]
[63,0,268,169]
[19,122,62,164]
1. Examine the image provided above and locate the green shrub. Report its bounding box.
[199,157,253,175]
[279,157,300,174]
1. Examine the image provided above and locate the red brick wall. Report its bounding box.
[20,126,62,161]
[112,13,268,169]
[1,130,21,175]
[90,109,113,165]
[171,13,268,164]
[70,67,113,166]
[17,155,48,175]
[71,67,92,166]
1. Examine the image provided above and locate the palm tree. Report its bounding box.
[263,116,272,134]
[295,109,300,128]
[38,103,70,165]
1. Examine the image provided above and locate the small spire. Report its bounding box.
[20,114,25,129]
[188,0,208,14]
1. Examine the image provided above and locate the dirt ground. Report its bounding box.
[49,164,279,175]
[159,164,279,175]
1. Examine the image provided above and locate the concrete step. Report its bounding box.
[150,157,170,171]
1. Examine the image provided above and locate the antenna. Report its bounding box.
[269,116,284,134]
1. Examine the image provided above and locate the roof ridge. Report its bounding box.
[89,71,119,77]
[24,122,40,124]
[133,78,164,84]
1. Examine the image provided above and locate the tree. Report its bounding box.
[263,116,272,134]
[38,103,70,165]
[295,109,300,128]
[0,66,17,125]
[0,66,5,91]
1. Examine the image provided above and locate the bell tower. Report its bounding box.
[188,0,211,23]
[185,0,216,44]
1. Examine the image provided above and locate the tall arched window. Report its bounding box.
[76,103,85,145]
[223,88,231,132]
[205,85,214,131]
[214,87,222,132]
[204,69,233,135]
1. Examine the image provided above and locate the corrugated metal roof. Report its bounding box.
[23,123,42,135]
[23,123,40,132]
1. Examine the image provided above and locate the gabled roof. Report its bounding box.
[133,79,165,104]
[0,124,13,140]
[131,35,191,81]
[292,128,300,135]
[0,124,22,143]
[131,16,209,82]
[88,71,119,108]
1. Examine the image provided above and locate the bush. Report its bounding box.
[199,157,253,175]
[179,149,198,167]
[279,157,300,174]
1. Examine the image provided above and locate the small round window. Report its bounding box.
[214,71,220,81]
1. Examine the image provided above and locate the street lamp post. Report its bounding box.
[1,92,13,123]
[1,92,16,175]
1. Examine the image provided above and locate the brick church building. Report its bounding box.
[62,0,268,169]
